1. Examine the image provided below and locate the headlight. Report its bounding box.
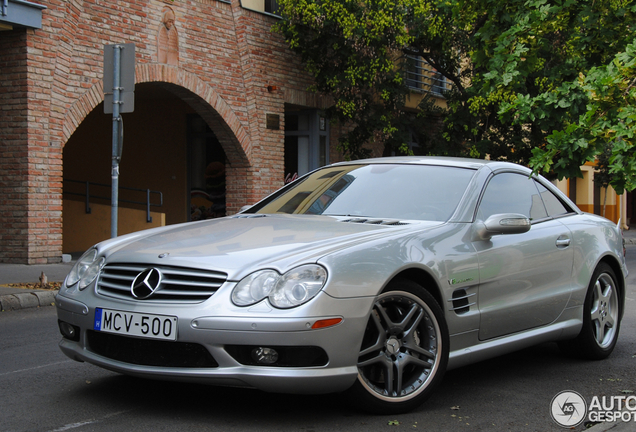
[231,270,279,306]
[65,249,103,290]
[232,265,327,309]
[79,256,104,290]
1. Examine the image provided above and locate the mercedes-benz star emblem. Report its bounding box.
[131,268,162,299]
[386,336,401,355]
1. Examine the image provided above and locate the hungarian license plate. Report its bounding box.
[94,308,177,341]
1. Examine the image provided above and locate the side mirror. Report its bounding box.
[238,205,253,213]
[473,213,531,241]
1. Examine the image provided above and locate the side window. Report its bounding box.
[477,173,548,221]
[534,181,571,217]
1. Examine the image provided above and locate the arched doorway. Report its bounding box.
[62,83,227,254]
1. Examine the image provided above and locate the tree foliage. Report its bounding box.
[274,0,416,159]
[275,0,636,192]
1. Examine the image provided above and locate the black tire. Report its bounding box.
[347,279,449,414]
[558,263,621,360]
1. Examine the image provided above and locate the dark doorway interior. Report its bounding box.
[188,114,227,221]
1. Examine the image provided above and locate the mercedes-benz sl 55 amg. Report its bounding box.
[56,157,626,413]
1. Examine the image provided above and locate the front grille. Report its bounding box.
[97,263,227,303]
[87,331,218,368]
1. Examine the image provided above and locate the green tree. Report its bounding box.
[275,0,636,193]
[489,1,636,193]
[274,0,416,159]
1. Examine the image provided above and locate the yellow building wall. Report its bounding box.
[63,199,165,254]
[576,167,594,213]
[555,165,620,224]
[404,92,448,110]
[554,178,568,195]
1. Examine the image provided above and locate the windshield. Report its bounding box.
[248,164,476,222]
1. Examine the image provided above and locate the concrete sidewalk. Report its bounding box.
[0,261,73,311]
[624,225,636,244]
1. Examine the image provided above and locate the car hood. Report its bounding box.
[100,214,438,280]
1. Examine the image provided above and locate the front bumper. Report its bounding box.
[55,290,372,394]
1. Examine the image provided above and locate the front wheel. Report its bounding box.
[559,263,621,360]
[347,279,449,414]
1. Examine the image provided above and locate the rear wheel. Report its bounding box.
[559,263,621,359]
[348,279,448,414]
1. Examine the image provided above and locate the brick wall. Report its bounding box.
[0,0,325,263]
[0,28,63,264]
[0,30,30,263]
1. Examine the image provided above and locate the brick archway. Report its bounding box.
[61,63,251,167]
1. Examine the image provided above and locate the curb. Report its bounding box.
[0,290,58,312]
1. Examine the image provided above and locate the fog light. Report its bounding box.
[251,347,279,365]
[58,320,80,341]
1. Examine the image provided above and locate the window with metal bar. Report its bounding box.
[405,55,448,96]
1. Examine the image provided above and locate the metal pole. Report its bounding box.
[111,45,122,238]
[146,189,152,223]
[85,181,91,214]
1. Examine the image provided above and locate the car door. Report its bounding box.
[473,172,574,340]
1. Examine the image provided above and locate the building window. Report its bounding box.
[241,0,280,16]
[284,109,329,183]
[406,55,447,96]
[264,0,279,14]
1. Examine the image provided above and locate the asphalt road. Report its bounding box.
[1,249,635,432]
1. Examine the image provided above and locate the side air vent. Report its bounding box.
[449,289,476,315]
[340,218,409,226]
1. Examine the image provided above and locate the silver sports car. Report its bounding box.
[56,156,627,413]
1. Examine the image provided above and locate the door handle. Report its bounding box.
[556,236,571,248]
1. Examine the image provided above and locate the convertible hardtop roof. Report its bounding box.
[330,156,530,173]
